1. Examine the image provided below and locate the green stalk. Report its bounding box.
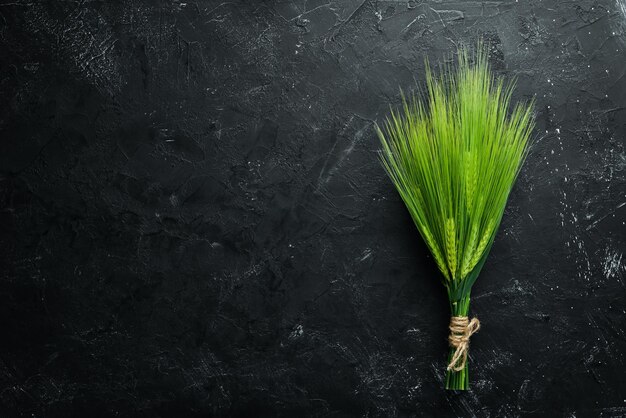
[445,294,471,390]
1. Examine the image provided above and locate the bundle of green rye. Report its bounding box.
[376,44,535,390]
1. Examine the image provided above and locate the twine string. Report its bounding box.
[446,316,480,372]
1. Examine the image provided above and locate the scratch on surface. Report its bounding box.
[430,8,465,26]
[603,247,623,281]
[586,201,626,230]
[327,0,369,41]
[23,3,122,93]
[317,118,370,186]
[570,233,593,281]
[617,0,626,24]
[358,248,372,262]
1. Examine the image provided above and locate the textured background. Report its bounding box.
[1,0,625,416]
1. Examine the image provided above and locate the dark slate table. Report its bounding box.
[1,1,625,416]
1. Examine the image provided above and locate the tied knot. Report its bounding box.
[446,316,480,372]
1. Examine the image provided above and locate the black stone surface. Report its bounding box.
[1,1,625,416]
